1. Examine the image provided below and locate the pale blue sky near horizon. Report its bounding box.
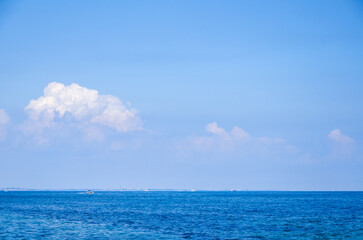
[0,0,362,190]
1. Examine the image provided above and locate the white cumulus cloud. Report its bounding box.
[24,82,142,133]
[0,109,10,140]
[328,129,354,144]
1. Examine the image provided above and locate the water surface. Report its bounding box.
[0,191,362,239]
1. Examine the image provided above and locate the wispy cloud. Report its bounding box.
[328,129,354,144]
[327,129,354,158]
[0,109,10,141]
[0,109,10,125]
[186,122,296,153]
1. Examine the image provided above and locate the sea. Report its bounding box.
[0,191,362,239]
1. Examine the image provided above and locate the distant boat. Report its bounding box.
[86,190,94,194]
[190,189,196,192]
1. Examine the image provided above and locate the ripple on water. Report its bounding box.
[0,191,362,239]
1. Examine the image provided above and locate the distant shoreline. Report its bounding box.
[1,189,362,192]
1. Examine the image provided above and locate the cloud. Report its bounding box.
[0,109,10,125]
[206,122,251,141]
[24,82,142,134]
[328,129,354,144]
[0,109,10,141]
[192,122,295,153]
[206,122,227,135]
[327,129,354,158]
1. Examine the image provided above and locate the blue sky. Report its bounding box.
[0,0,362,190]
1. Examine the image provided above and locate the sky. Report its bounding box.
[0,0,362,190]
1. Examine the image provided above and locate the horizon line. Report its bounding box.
[1,188,362,192]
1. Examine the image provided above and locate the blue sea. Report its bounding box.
[0,191,362,239]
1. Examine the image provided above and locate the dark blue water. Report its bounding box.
[0,191,362,239]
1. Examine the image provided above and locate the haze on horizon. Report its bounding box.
[0,0,362,191]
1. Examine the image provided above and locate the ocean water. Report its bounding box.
[0,191,362,239]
